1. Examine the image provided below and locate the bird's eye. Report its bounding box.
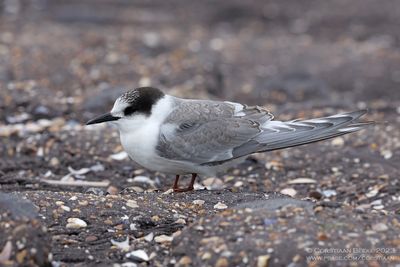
[124,106,136,116]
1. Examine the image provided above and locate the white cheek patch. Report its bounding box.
[111,98,129,117]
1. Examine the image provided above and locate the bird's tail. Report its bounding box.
[256,109,373,152]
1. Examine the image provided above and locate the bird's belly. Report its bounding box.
[119,127,193,174]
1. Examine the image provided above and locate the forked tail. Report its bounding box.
[257,110,372,152]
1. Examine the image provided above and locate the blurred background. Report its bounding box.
[1,0,399,120]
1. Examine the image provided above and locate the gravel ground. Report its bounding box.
[1,1,399,266]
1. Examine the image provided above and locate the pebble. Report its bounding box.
[366,189,378,198]
[380,149,393,159]
[192,199,205,206]
[162,189,174,195]
[331,137,344,147]
[372,223,389,232]
[214,202,228,210]
[154,235,173,243]
[288,178,316,184]
[109,151,128,161]
[66,218,87,229]
[132,176,155,186]
[50,157,60,167]
[0,241,12,262]
[234,181,244,187]
[85,235,98,242]
[61,205,71,212]
[125,249,149,262]
[202,177,224,189]
[201,252,212,260]
[107,186,119,195]
[280,188,297,197]
[178,256,192,265]
[215,257,229,267]
[322,190,337,198]
[370,199,382,206]
[126,200,139,209]
[309,191,323,200]
[257,255,270,267]
[174,218,186,224]
[111,237,130,250]
[90,163,105,172]
[144,232,154,242]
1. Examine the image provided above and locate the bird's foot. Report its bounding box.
[173,186,194,193]
[172,173,197,193]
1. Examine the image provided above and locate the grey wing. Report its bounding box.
[156,99,274,165]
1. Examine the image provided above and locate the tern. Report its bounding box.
[87,87,371,192]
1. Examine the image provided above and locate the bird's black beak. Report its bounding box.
[86,112,120,125]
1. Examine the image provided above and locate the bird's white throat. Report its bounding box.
[115,95,175,170]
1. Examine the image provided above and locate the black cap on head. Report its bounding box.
[121,87,165,116]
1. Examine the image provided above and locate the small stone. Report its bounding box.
[372,223,388,232]
[55,201,64,206]
[50,157,60,166]
[257,255,270,267]
[193,199,205,206]
[322,190,337,198]
[214,202,228,210]
[144,232,154,242]
[178,256,192,265]
[126,249,149,262]
[85,235,98,242]
[215,257,229,267]
[107,186,119,195]
[61,205,71,212]
[79,200,89,206]
[331,137,344,147]
[309,191,323,199]
[331,167,340,173]
[111,236,130,250]
[202,177,224,189]
[201,252,212,260]
[174,218,186,224]
[234,181,243,187]
[317,232,328,241]
[162,189,174,195]
[132,176,155,186]
[109,151,128,161]
[126,200,139,208]
[128,186,144,192]
[280,188,297,197]
[292,254,301,262]
[287,178,316,184]
[370,199,382,206]
[366,189,378,198]
[66,218,87,229]
[381,150,393,159]
[16,250,27,264]
[154,234,173,243]
[0,241,12,262]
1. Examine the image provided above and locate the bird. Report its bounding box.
[86,87,372,192]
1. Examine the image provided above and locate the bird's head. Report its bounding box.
[86,87,165,130]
